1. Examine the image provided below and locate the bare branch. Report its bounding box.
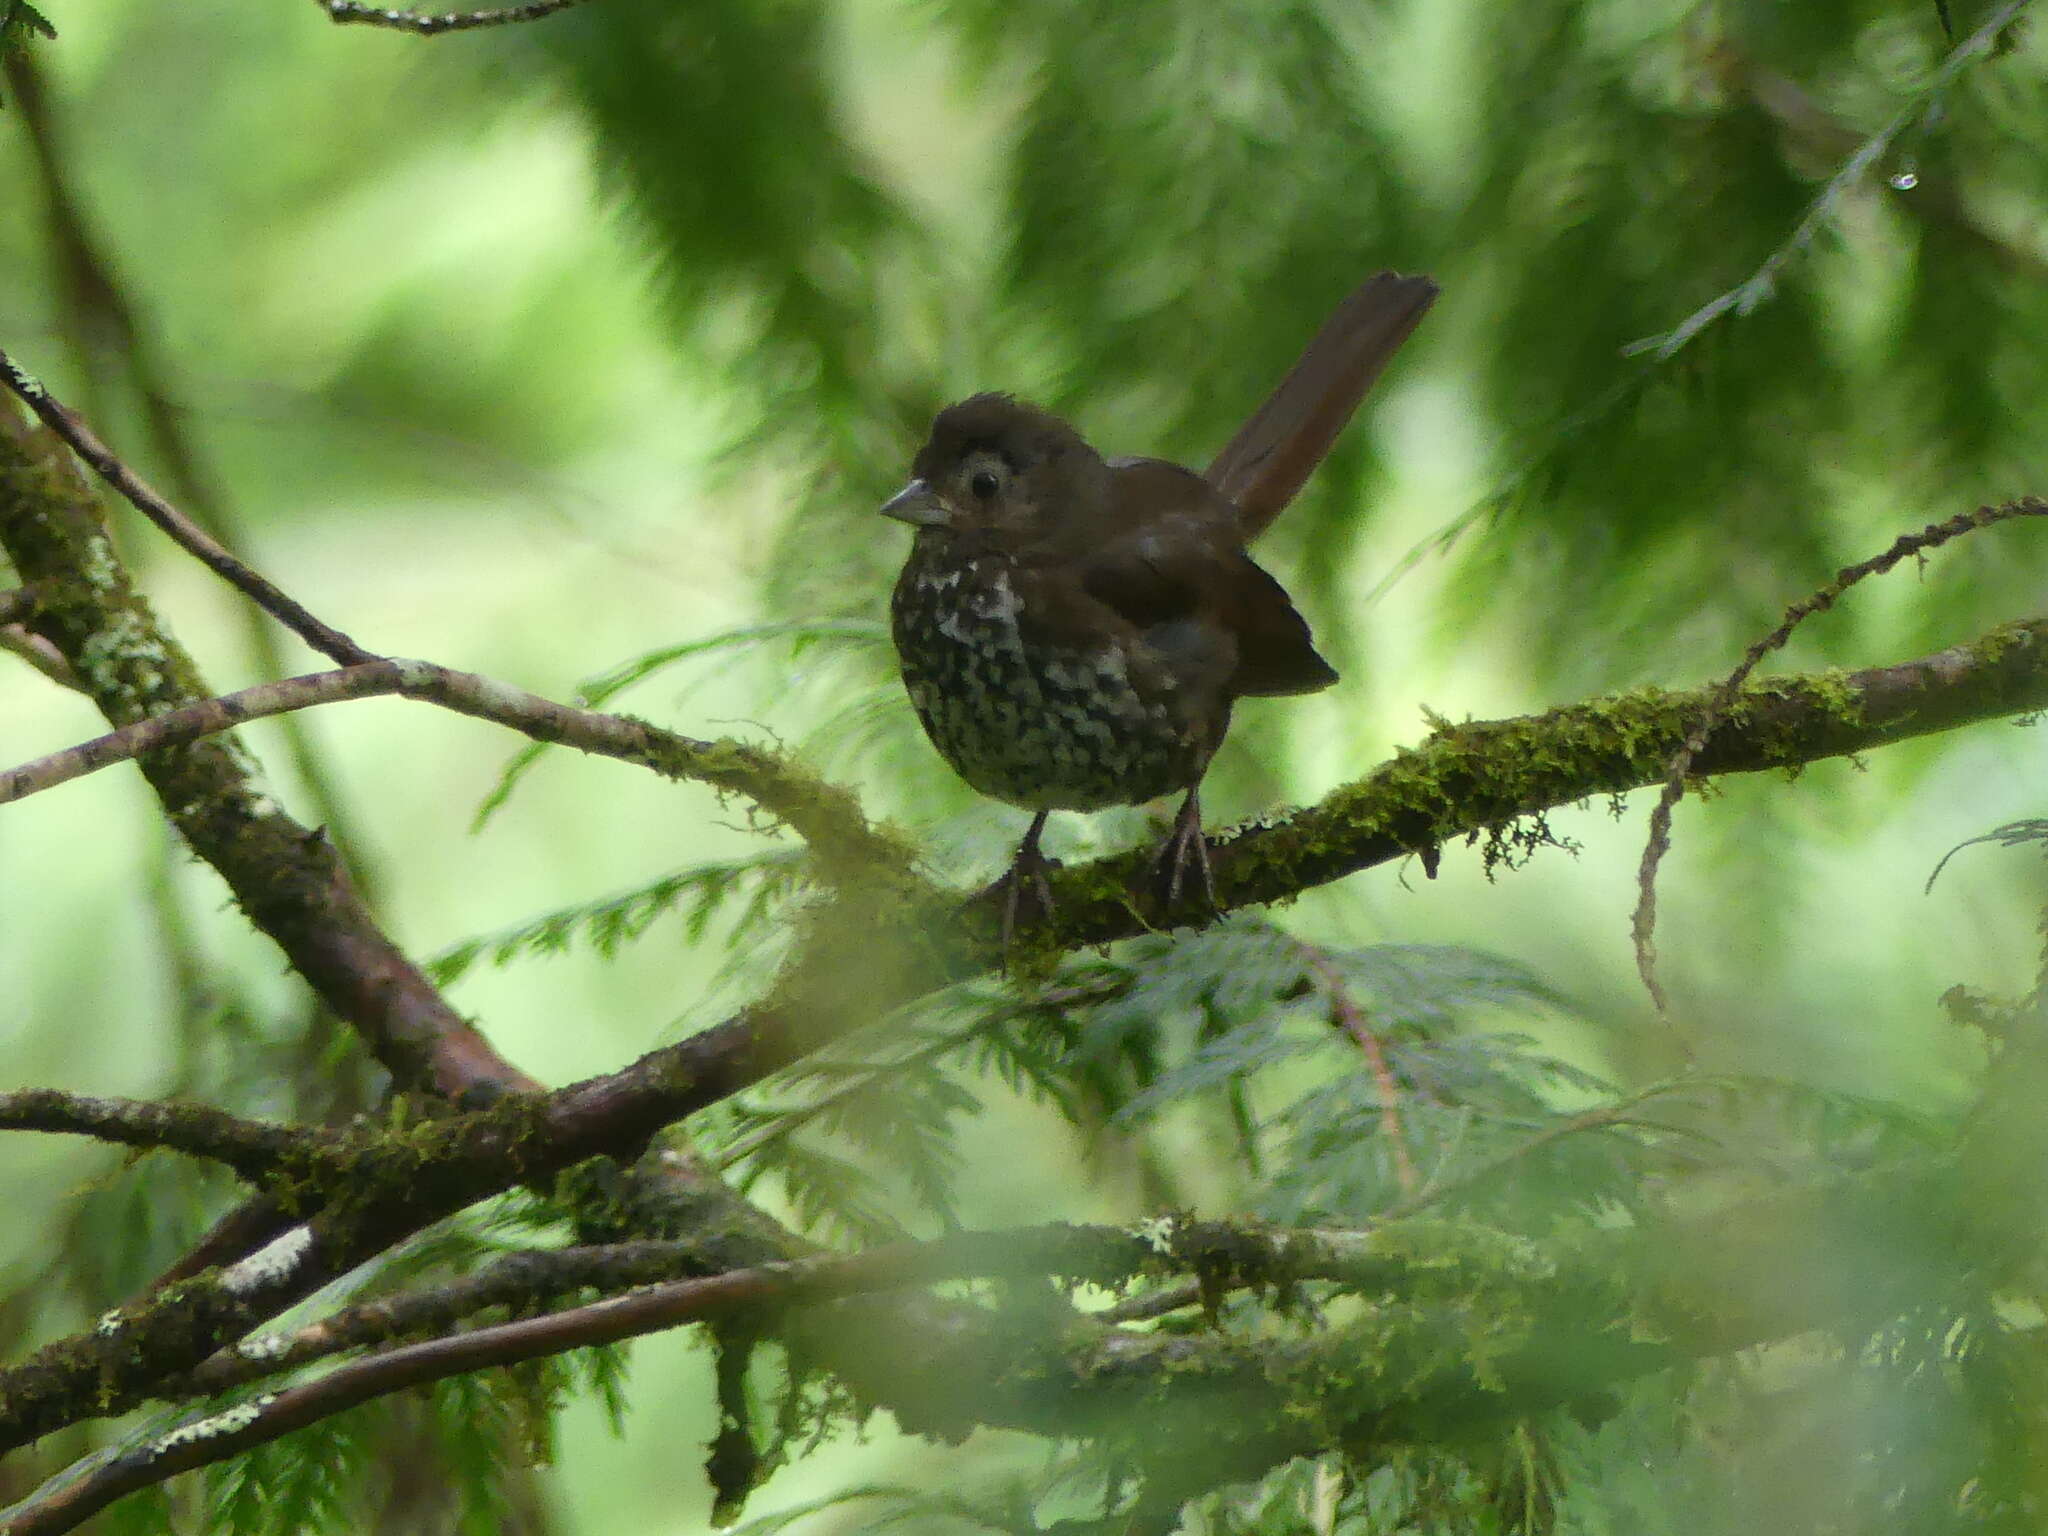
[0,350,375,667]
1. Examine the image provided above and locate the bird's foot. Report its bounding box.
[1151,792,1217,913]
[997,847,1059,946]
[990,811,1058,954]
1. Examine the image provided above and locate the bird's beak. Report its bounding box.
[879,478,950,527]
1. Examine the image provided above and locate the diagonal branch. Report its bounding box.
[0,350,375,667]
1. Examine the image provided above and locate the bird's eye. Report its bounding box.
[969,469,1000,501]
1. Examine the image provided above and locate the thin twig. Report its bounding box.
[0,350,376,666]
[1631,498,2048,1018]
[1625,0,2032,360]
[184,1238,756,1394]
[317,0,590,32]
[1302,949,1418,1196]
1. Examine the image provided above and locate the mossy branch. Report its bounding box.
[998,613,2048,959]
[0,1091,316,1181]
[10,374,2048,1505]
[0,1214,1656,1536]
[6,598,2036,1456]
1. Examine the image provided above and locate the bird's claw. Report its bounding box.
[998,847,1059,947]
[1152,795,1217,913]
[990,811,1059,961]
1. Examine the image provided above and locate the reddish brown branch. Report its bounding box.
[1304,950,1418,1196]
[3,1246,933,1536]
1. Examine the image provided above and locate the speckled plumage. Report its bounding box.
[891,541,1205,813]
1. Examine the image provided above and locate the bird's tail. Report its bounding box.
[1204,270,1439,539]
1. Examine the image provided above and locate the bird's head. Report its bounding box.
[880,393,1110,542]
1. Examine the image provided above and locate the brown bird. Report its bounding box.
[883,271,1439,930]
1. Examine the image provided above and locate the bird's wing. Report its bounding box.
[1077,463,1338,699]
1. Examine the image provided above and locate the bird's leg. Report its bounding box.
[1154,788,1217,911]
[998,810,1057,946]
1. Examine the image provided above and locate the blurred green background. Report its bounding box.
[3,0,2047,1529]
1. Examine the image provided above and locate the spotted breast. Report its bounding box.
[889,535,1207,813]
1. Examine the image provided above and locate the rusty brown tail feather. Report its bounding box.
[1203,270,1439,540]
